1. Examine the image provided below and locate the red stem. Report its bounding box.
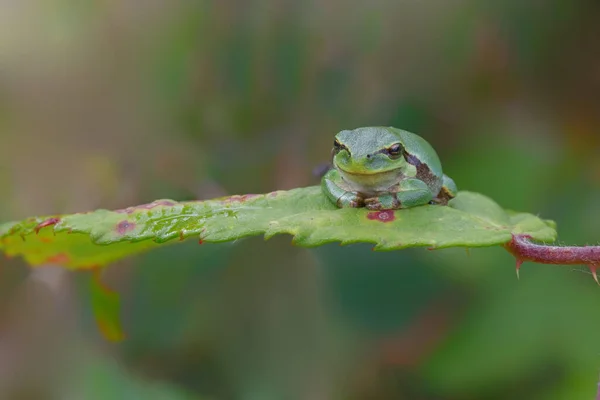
[505,234,600,283]
[506,235,600,265]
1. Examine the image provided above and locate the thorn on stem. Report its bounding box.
[588,265,599,286]
[515,259,523,280]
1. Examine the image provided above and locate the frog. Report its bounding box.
[321,126,457,210]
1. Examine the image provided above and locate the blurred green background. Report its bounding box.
[1,1,600,399]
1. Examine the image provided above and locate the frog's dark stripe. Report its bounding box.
[404,152,437,187]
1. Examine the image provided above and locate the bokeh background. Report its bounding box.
[1,1,600,399]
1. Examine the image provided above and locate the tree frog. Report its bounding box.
[321,126,457,210]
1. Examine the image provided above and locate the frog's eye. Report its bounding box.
[387,143,404,159]
[333,140,343,153]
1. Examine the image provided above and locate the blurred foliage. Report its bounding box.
[1,0,600,399]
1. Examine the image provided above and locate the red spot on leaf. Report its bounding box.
[34,218,60,234]
[222,194,260,203]
[116,220,135,235]
[154,200,177,206]
[198,239,204,245]
[222,195,241,203]
[367,210,396,223]
[40,237,53,243]
[115,200,177,214]
[46,253,70,264]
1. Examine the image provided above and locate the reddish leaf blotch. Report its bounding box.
[46,253,70,264]
[116,220,136,235]
[221,194,260,204]
[34,218,60,234]
[115,200,177,214]
[267,190,284,198]
[367,210,396,223]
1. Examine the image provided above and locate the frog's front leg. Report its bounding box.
[364,178,432,210]
[321,169,364,208]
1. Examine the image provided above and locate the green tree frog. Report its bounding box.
[322,127,457,210]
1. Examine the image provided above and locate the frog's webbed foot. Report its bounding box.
[322,169,365,208]
[337,192,364,208]
[364,194,401,210]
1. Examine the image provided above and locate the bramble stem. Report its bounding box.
[505,235,600,284]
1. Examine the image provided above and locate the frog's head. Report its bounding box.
[332,127,407,177]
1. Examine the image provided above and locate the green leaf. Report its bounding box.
[0,187,557,342]
[0,187,556,269]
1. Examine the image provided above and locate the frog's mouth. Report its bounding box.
[335,164,404,193]
[335,163,401,176]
